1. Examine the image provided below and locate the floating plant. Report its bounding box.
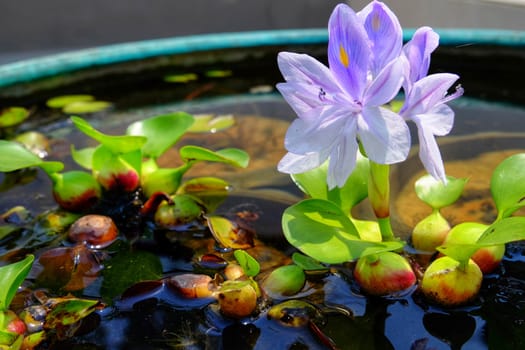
[1,1,525,349]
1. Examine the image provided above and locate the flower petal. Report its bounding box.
[411,104,455,137]
[283,107,348,155]
[327,119,359,189]
[277,52,346,118]
[358,0,403,75]
[358,106,410,164]
[415,120,447,183]
[363,56,406,107]
[278,151,329,174]
[401,73,460,116]
[403,26,439,87]
[277,52,340,92]
[328,4,371,99]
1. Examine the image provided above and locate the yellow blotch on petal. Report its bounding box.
[372,14,381,31]
[339,45,350,68]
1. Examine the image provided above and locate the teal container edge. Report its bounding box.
[0,28,524,89]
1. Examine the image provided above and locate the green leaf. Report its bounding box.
[188,114,235,133]
[62,101,111,114]
[205,69,232,78]
[0,255,34,311]
[38,161,64,175]
[207,215,254,249]
[177,176,230,212]
[491,153,525,219]
[46,94,94,108]
[478,216,525,245]
[101,250,162,302]
[180,145,249,168]
[414,175,467,209]
[291,252,326,271]
[0,140,42,171]
[233,250,260,277]
[163,73,198,83]
[92,145,142,176]
[291,154,369,214]
[45,297,99,327]
[282,199,404,264]
[71,116,146,154]
[0,225,19,241]
[126,112,195,158]
[0,107,30,128]
[70,145,96,170]
[437,217,525,264]
[0,328,19,346]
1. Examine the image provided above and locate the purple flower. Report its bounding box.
[277,2,410,189]
[401,29,463,183]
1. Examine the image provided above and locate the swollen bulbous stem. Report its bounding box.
[368,162,394,241]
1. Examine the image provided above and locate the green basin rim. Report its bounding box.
[0,28,524,89]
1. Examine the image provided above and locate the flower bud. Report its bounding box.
[51,171,101,212]
[421,256,482,307]
[353,251,416,296]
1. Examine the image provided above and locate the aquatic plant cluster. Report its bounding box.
[0,106,252,347]
[278,0,525,307]
[0,1,525,349]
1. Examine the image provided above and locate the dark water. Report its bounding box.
[1,44,525,349]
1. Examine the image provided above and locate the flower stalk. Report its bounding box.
[368,162,394,240]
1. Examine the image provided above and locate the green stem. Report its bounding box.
[377,217,395,241]
[368,161,394,241]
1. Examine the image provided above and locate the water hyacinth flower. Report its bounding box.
[277,2,410,189]
[277,1,463,188]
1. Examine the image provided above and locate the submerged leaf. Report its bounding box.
[101,250,162,302]
[44,297,99,328]
[282,199,404,264]
[177,177,230,213]
[207,215,255,249]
